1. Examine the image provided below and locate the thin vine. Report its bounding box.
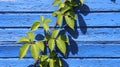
[17,0,84,67]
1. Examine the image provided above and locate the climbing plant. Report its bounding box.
[17,0,84,67]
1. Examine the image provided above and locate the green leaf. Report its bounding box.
[61,6,71,14]
[65,16,75,30]
[51,29,59,38]
[66,12,76,20]
[44,18,52,23]
[41,55,49,61]
[48,39,55,52]
[31,20,40,31]
[58,2,65,8]
[52,10,61,16]
[27,31,34,42]
[40,16,44,23]
[17,36,29,43]
[43,23,49,32]
[30,44,39,60]
[49,59,54,67]
[44,34,51,41]
[58,58,62,67]
[59,35,69,43]
[57,14,63,26]
[52,0,61,5]
[19,44,30,59]
[36,41,45,52]
[80,0,84,5]
[56,38,66,55]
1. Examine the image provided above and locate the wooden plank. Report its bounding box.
[0,28,120,41]
[1,58,120,67]
[1,44,120,57]
[0,13,120,27]
[0,0,120,12]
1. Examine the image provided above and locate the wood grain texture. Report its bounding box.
[0,28,120,41]
[1,58,120,67]
[0,13,120,27]
[0,0,120,12]
[1,44,120,58]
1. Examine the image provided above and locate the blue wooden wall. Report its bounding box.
[0,0,120,67]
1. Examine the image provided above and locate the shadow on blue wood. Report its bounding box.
[32,2,90,67]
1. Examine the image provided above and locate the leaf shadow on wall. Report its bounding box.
[111,0,116,3]
[60,3,90,67]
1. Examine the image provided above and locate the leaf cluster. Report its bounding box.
[17,0,84,67]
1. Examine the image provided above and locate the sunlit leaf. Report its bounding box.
[27,31,34,42]
[58,2,65,8]
[48,39,55,52]
[52,10,61,16]
[44,18,52,23]
[56,38,66,55]
[43,23,49,32]
[36,41,45,52]
[40,16,44,23]
[49,59,54,67]
[19,44,30,59]
[57,14,63,26]
[31,20,40,31]
[65,16,75,30]
[51,29,59,38]
[80,0,84,5]
[30,44,39,60]
[52,0,61,5]
[17,36,29,43]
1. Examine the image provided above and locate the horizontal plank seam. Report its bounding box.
[1,26,120,29]
[0,11,120,14]
[1,41,120,44]
[1,57,120,59]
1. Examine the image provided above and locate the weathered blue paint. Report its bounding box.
[0,28,120,41]
[0,0,120,11]
[1,58,120,67]
[0,13,120,27]
[0,0,120,67]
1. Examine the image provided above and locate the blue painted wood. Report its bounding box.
[0,28,120,41]
[0,0,120,12]
[1,44,120,57]
[0,13,120,27]
[0,0,120,66]
[1,58,120,67]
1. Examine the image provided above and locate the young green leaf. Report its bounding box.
[58,58,62,67]
[49,59,54,67]
[44,18,52,23]
[31,20,40,31]
[61,6,71,14]
[59,2,65,8]
[52,0,61,5]
[80,0,84,5]
[41,55,49,61]
[56,38,66,55]
[57,14,63,26]
[43,23,49,32]
[51,29,59,38]
[19,44,30,59]
[17,36,29,43]
[66,12,76,20]
[30,44,39,60]
[27,31,34,42]
[65,16,75,30]
[52,10,61,16]
[36,41,45,52]
[40,16,44,23]
[48,39,55,52]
